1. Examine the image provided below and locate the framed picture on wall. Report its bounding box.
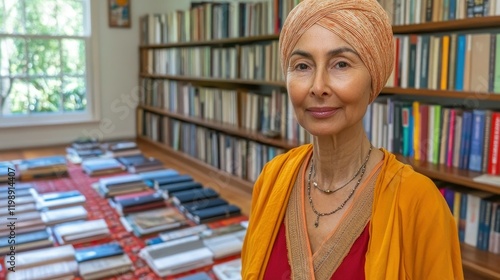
[108,0,131,28]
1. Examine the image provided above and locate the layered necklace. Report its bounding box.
[307,145,373,228]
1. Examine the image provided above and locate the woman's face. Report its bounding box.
[286,24,372,137]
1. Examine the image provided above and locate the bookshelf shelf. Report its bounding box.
[393,16,500,34]
[140,34,279,49]
[395,155,500,195]
[137,135,255,194]
[140,74,286,89]
[140,104,299,150]
[381,87,500,101]
[461,243,500,279]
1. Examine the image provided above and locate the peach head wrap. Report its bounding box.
[279,0,394,102]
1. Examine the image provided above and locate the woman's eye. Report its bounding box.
[336,61,349,68]
[295,63,309,70]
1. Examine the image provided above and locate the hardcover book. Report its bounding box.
[78,254,133,280]
[212,258,242,280]
[151,174,193,189]
[125,208,188,236]
[188,204,241,224]
[11,244,75,270]
[75,242,124,262]
[171,187,219,206]
[180,197,229,214]
[160,181,203,198]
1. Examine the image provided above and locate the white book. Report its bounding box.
[11,245,75,270]
[212,258,242,280]
[7,260,78,280]
[159,224,208,242]
[37,195,86,210]
[79,254,133,280]
[202,233,243,259]
[54,219,108,238]
[41,205,87,226]
[152,247,214,277]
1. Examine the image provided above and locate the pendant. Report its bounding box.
[314,215,320,228]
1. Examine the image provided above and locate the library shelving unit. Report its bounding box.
[136,4,500,279]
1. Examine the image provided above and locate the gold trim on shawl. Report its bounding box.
[286,153,382,280]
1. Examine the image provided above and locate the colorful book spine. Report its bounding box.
[469,110,486,172]
[455,35,467,91]
[488,112,500,175]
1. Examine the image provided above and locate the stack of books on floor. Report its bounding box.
[33,189,86,210]
[121,207,188,237]
[101,140,141,158]
[117,153,164,173]
[66,137,104,164]
[5,245,78,280]
[53,219,111,245]
[15,155,68,180]
[139,221,247,277]
[76,242,133,280]
[212,258,242,280]
[81,157,126,176]
[97,173,152,197]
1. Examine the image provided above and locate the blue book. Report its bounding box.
[459,193,468,242]
[402,104,412,157]
[449,0,456,19]
[75,242,124,262]
[138,168,178,181]
[469,110,486,172]
[188,204,241,224]
[455,35,466,91]
[460,111,473,170]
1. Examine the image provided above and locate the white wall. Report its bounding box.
[0,0,190,150]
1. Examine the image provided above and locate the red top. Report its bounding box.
[264,222,370,279]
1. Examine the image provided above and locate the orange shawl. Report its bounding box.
[241,144,463,279]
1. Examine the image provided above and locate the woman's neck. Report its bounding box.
[311,127,372,188]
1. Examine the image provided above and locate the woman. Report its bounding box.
[241,0,463,279]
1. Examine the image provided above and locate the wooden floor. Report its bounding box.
[0,142,493,280]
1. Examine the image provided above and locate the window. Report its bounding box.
[0,0,95,127]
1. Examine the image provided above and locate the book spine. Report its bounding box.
[446,109,456,167]
[455,35,466,91]
[459,192,468,242]
[482,111,493,173]
[469,110,486,172]
[488,112,500,175]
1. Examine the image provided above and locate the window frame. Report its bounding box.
[0,0,100,128]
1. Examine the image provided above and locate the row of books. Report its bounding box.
[140,114,287,182]
[139,221,247,277]
[4,243,133,280]
[66,138,142,164]
[387,33,500,93]
[379,0,500,26]
[438,181,500,254]
[139,79,312,144]
[139,0,299,44]
[98,169,242,230]
[365,98,500,175]
[142,42,285,82]
[143,47,240,80]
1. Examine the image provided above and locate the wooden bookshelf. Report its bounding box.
[461,243,500,279]
[396,155,500,195]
